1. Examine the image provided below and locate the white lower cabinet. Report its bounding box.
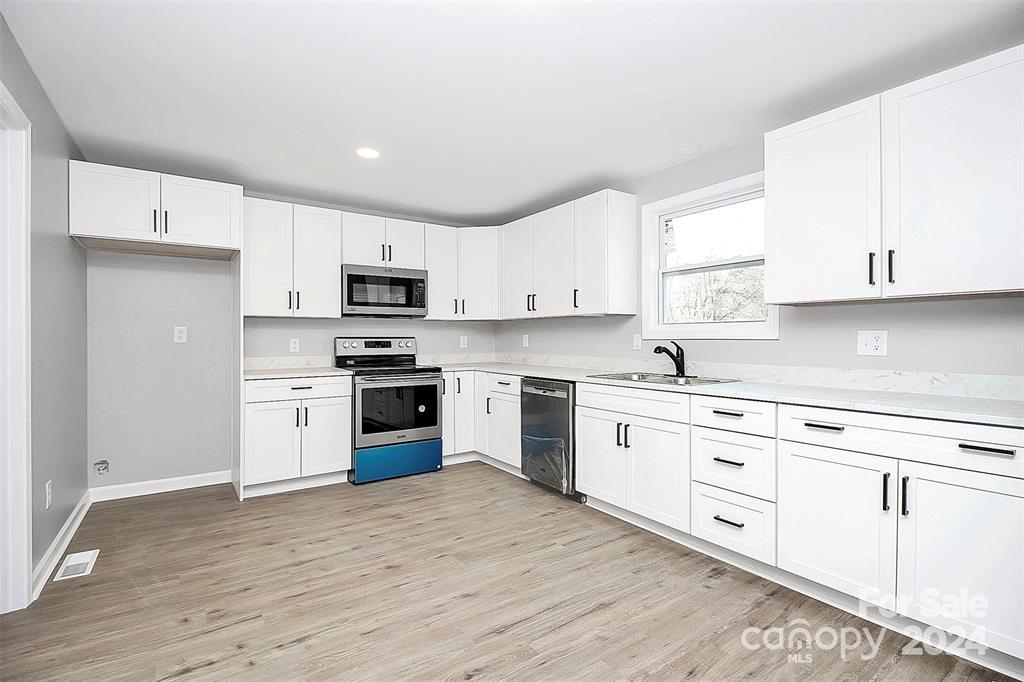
[441,370,478,456]
[300,397,353,477]
[244,401,302,485]
[441,371,456,456]
[896,461,1024,659]
[777,441,898,608]
[691,482,777,565]
[575,406,689,532]
[485,391,521,467]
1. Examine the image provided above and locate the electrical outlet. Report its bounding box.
[633,333,642,351]
[289,338,300,353]
[45,480,52,510]
[522,334,529,348]
[459,335,468,349]
[173,326,187,343]
[857,330,888,356]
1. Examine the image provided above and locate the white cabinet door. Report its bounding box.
[292,205,342,318]
[385,218,425,269]
[453,371,476,454]
[573,191,608,315]
[69,161,161,241]
[533,202,575,317]
[300,396,353,477]
[458,227,499,320]
[896,461,1024,659]
[575,406,627,508]
[244,401,301,485]
[425,224,459,320]
[342,212,387,266]
[441,372,456,456]
[765,96,882,303]
[486,392,521,467]
[499,217,536,319]
[159,173,242,248]
[882,46,1024,297]
[777,441,897,608]
[243,198,294,317]
[625,415,690,532]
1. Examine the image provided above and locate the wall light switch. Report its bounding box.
[173,326,187,343]
[857,330,888,357]
[522,334,529,348]
[633,333,642,351]
[459,335,468,349]
[45,480,52,510]
[289,338,300,353]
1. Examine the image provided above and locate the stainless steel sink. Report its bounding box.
[589,372,736,386]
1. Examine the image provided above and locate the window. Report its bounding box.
[641,172,779,340]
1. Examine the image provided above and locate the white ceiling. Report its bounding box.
[2,1,1022,225]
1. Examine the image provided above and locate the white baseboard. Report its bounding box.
[89,470,231,503]
[32,491,91,599]
[242,470,351,498]
[442,452,481,466]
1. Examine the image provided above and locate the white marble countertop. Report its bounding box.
[244,367,352,380]
[438,362,1024,429]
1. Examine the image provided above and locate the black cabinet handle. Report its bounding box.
[290,386,312,391]
[388,244,392,262]
[304,407,308,427]
[456,377,461,394]
[804,422,844,433]
[442,378,446,395]
[164,210,169,234]
[868,252,875,285]
[153,209,158,233]
[486,397,491,414]
[381,243,386,262]
[454,298,458,315]
[288,291,292,310]
[497,381,510,386]
[712,457,745,468]
[882,472,890,512]
[712,409,744,418]
[901,476,910,516]
[295,291,300,310]
[887,249,895,284]
[616,422,622,447]
[623,424,631,449]
[295,407,300,428]
[958,443,1016,457]
[461,299,465,315]
[526,294,531,312]
[573,288,579,309]
[713,515,745,529]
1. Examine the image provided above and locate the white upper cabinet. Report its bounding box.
[532,202,575,317]
[882,46,1024,297]
[499,216,537,318]
[425,224,460,320]
[69,161,161,241]
[384,218,426,269]
[69,160,241,252]
[243,198,341,318]
[458,227,499,320]
[243,198,294,317]
[292,205,342,318]
[341,212,387,266]
[765,96,882,304]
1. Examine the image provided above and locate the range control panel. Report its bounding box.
[334,337,417,356]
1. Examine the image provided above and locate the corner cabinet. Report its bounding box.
[765,45,1024,303]
[69,160,242,256]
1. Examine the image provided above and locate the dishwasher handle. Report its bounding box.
[522,385,568,399]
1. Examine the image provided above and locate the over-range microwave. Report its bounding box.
[342,265,428,317]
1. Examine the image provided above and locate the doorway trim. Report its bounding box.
[0,78,33,614]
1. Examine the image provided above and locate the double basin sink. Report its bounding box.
[588,372,737,387]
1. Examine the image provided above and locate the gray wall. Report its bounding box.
[494,139,1024,377]
[87,252,232,486]
[2,15,89,566]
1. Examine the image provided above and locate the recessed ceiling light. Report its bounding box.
[355,147,380,159]
[674,142,701,156]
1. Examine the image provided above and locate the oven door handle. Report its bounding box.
[356,374,442,384]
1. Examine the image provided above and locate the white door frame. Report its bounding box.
[0,79,33,614]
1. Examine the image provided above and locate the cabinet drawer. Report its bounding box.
[691,482,777,566]
[245,376,353,403]
[578,383,689,423]
[692,395,777,437]
[487,373,521,395]
[778,405,1024,479]
[691,427,777,501]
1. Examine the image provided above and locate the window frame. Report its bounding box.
[641,171,780,340]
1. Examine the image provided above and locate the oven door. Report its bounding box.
[343,265,428,317]
[354,375,442,448]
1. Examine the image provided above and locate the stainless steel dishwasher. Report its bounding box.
[520,378,585,502]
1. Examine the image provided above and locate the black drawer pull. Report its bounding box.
[712,457,745,468]
[804,422,844,433]
[713,515,745,529]
[958,443,1016,457]
[712,409,744,418]
[497,381,511,386]
[290,386,312,390]
[881,472,890,512]
[901,476,910,517]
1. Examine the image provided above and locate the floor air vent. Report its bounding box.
[54,549,99,581]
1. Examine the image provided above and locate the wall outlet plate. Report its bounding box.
[45,480,52,510]
[633,333,642,351]
[173,326,187,343]
[857,330,888,356]
[522,334,529,348]
[289,338,300,353]
[459,335,468,349]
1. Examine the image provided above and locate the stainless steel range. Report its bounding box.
[336,337,443,484]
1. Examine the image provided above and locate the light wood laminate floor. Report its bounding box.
[0,462,1009,680]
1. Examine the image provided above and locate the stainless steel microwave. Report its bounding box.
[342,265,428,317]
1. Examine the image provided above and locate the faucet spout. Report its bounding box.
[653,343,687,377]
